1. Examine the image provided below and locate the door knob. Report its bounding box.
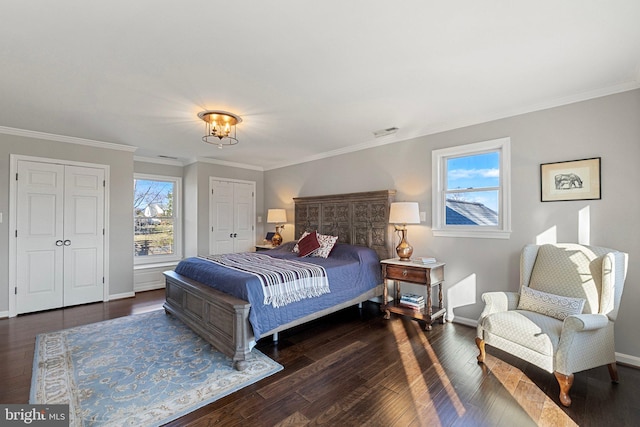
[63,240,71,246]
[55,240,63,246]
[234,233,237,238]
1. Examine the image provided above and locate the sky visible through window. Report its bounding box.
[446,152,500,212]
[134,179,173,217]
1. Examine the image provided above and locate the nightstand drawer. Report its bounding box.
[384,265,428,283]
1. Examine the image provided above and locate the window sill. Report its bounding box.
[134,260,181,270]
[432,229,511,239]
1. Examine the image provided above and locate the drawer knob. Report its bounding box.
[402,270,408,277]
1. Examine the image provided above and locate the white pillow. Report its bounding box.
[517,286,586,320]
[311,233,338,258]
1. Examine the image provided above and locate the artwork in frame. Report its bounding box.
[540,157,601,202]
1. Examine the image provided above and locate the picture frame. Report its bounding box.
[540,157,601,202]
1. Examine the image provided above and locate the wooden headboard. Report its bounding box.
[293,190,396,260]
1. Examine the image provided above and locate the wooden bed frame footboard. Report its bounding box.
[163,270,384,370]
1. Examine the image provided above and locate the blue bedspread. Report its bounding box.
[173,241,382,339]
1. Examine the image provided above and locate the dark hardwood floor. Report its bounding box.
[1,290,639,426]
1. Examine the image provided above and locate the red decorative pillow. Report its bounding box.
[297,231,321,257]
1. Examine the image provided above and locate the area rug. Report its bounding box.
[30,310,283,427]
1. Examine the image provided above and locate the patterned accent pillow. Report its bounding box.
[311,233,338,258]
[292,231,310,253]
[517,286,586,320]
[297,231,321,257]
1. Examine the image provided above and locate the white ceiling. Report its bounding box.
[2,1,639,170]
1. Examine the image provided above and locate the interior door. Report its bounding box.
[210,180,235,255]
[62,165,105,306]
[233,182,254,252]
[16,161,65,313]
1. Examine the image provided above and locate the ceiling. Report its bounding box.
[2,1,639,170]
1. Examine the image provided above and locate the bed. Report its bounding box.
[163,190,395,370]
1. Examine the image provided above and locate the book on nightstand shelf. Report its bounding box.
[413,256,437,264]
[399,293,425,310]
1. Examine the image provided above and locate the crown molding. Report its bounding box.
[134,155,184,166]
[0,126,137,152]
[188,156,264,171]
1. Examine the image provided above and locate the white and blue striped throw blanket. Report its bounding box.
[201,253,330,308]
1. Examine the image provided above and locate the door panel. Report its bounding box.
[63,166,105,306]
[16,161,65,313]
[210,180,235,255]
[234,183,254,252]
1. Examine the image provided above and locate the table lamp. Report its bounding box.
[388,202,420,260]
[267,209,287,246]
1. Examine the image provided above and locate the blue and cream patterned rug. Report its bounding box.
[30,310,282,426]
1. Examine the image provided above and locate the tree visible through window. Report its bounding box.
[432,138,511,238]
[134,175,181,261]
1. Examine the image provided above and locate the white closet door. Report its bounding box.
[209,179,255,255]
[233,182,254,252]
[16,161,65,313]
[210,180,235,255]
[63,165,105,306]
[15,160,105,314]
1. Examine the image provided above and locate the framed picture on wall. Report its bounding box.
[540,157,601,202]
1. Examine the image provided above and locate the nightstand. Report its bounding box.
[255,244,275,251]
[380,258,446,330]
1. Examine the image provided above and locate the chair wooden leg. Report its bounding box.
[608,362,619,383]
[554,371,574,407]
[475,337,486,363]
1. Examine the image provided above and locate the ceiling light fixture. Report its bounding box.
[197,110,242,148]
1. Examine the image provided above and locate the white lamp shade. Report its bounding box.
[389,202,420,224]
[267,208,287,223]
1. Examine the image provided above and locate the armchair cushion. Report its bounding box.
[517,286,586,320]
[481,310,563,357]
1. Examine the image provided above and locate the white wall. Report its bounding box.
[0,133,135,309]
[264,89,640,362]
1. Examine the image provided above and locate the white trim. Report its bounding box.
[0,311,8,319]
[431,137,512,239]
[134,155,184,167]
[133,261,180,270]
[134,173,183,265]
[189,156,264,171]
[8,154,111,317]
[450,316,478,327]
[0,126,137,152]
[108,291,136,300]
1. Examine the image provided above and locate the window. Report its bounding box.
[432,137,511,238]
[134,174,182,264]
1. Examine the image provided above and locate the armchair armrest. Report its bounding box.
[562,313,610,332]
[479,291,520,318]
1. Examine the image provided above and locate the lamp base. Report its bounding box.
[271,231,283,246]
[395,228,413,261]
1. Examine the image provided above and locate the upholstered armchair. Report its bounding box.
[476,243,628,406]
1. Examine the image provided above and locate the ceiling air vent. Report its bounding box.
[373,127,398,138]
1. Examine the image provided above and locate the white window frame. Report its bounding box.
[431,137,511,239]
[134,173,183,265]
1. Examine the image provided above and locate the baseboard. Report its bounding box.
[0,310,8,319]
[449,315,639,368]
[109,291,136,300]
[449,315,478,328]
[135,283,166,293]
[615,352,640,368]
